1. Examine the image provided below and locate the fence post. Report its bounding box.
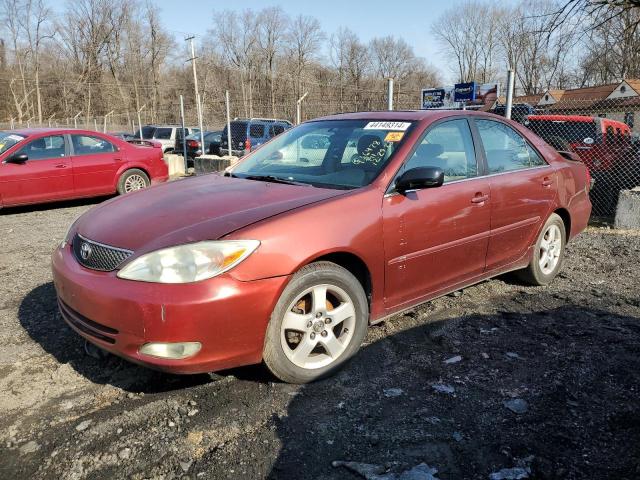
[137,104,146,140]
[505,69,515,120]
[225,90,232,157]
[387,78,394,111]
[296,92,309,125]
[180,95,188,171]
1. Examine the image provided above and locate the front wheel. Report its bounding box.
[263,262,369,383]
[516,213,566,286]
[117,169,150,195]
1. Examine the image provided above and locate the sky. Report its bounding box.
[155,0,460,81]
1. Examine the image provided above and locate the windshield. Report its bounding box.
[230,119,414,189]
[0,132,27,155]
[527,120,598,145]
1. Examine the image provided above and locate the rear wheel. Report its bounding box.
[516,213,566,286]
[117,169,150,195]
[263,262,368,383]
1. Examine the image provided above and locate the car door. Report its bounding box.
[0,134,73,206]
[474,119,556,271]
[382,118,491,309]
[70,133,124,196]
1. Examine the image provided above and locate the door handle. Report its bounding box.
[542,177,553,187]
[471,194,489,204]
[55,164,67,169]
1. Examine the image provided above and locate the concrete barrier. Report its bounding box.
[163,154,186,176]
[194,155,239,174]
[615,187,640,229]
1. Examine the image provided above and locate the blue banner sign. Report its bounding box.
[454,82,477,102]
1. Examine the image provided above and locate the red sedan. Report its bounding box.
[0,128,168,207]
[52,111,592,383]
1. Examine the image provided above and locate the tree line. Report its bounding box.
[0,0,638,129]
[0,0,440,128]
[432,0,640,95]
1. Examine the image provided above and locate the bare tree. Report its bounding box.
[286,14,324,100]
[258,6,288,118]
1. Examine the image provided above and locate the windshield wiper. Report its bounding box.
[240,174,310,186]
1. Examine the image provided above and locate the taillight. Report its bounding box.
[585,167,592,192]
[244,139,251,151]
[187,139,200,149]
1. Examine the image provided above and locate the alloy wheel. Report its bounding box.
[124,174,147,192]
[539,224,562,275]
[280,283,356,369]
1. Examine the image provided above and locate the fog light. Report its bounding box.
[139,342,201,359]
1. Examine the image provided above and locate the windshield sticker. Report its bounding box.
[364,121,411,131]
[6,134,25,142]
[384,132,405,143]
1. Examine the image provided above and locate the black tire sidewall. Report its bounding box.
[117,169,150,195]
[263,262,369,384]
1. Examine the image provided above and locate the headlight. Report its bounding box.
[60,218,80,248]
[117,240,260,283]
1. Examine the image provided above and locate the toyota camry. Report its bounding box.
[52,110,591,383]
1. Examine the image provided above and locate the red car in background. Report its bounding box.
[525,115,632,172]
[0,129,168,208]
[52,111,591,383]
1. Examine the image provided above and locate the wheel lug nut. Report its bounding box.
[307,321,313,328]
[316,312,323,318]
[321,330,328,337]
[325,318,332,324]
[310,332,316,340]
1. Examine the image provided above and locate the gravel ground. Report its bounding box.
[1,198,639,480]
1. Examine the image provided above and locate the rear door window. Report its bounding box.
[476,120,546,173]
[249,124,265,138]
[71,135,116,155]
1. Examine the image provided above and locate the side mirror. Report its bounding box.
[395,167,444,193]
[6,153,28,164]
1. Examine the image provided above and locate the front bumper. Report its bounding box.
[52,243,289,374]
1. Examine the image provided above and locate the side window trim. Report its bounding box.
[470,117,550,175]
[386,116,481,194]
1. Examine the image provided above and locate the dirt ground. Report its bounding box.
[1,197,639,480]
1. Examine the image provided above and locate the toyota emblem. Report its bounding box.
[80,242,92,260]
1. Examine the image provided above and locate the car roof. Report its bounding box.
[310,109,500,123]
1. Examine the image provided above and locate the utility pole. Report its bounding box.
[186,36,205,153]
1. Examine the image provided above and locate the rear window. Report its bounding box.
[135,126,156,139]
[526,119,598,146]
[154,128,173,140]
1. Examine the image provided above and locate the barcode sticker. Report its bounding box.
[364,121,411,131]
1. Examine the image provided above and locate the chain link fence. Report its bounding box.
[496,97,640,218]
[2,85,639,219]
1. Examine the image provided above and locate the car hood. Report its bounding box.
[76,174,346,252]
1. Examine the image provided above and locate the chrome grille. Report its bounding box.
[72,234,133,272]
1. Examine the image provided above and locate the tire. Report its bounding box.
[516,213,566,286]
[263,261,369,383]
[117,169,150,195]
